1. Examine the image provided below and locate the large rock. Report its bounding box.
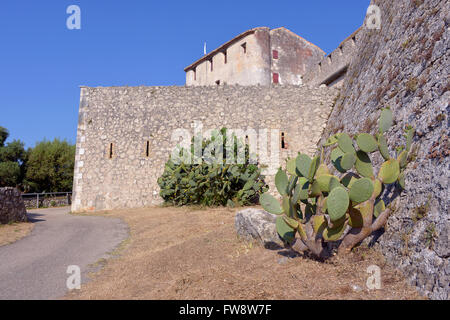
[0,187,27,224]
[235,208,284,249]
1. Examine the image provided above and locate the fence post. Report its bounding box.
[36,194,39,209]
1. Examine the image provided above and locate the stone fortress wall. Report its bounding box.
[317,0,449,300]
[72,85,338,213]
[303,27,361,88]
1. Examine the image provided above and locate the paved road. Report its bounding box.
[0,207,128,300]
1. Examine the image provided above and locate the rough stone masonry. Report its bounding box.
[0,187,27,225]
[318,0,449,300]
[72,85,338,212]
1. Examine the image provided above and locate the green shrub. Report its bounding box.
[158,128,268,207]
[260,108,415,259]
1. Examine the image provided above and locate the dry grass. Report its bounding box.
[0,222,34,247]
[66,206,424,300]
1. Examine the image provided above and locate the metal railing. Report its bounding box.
[21,192,72,209]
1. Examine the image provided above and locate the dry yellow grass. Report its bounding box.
[0,222,34,247]
[66,206,424,300]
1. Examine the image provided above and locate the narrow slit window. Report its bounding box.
[273,73,279,84]
[108,143,114,159]
[281,132,287,149]
[273,50,279,59]
[224,50,227,64]
[351,36,356,46]
[210,59,213,72]
[146,141,150,157]
[193,68,196,81]
[241,42,247,54]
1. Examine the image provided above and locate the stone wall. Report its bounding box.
[270,27,325,85]
[303,28,361,88]
[22,194,72,209]
[185,27,325,87]
[186,28,272,86]
[0,188,27,224]
[317,0,449,299]
[72,85,338,213]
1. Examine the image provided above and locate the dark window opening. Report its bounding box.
[339,46,343,55]
[193,68,196,80]
[109,143,114,159]
[273,73,279,84]
[210,59,213,72]
[272,50,279,59]
[281,132,287,149]
[146,141,150,157]
[224,50,227,64]
[351,36,356,46]
[215,80,220,85]
[241,42,247,54]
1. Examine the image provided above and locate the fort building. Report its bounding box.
[184,27,325,86]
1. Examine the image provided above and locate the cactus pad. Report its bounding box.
[398,150,408,168]
[341,152,357,170]
[313,215,327,234]
[398,172,405,189]
[315,163,330,177]
[327,187,350,222]
[260,193,283,215]
[323,220,348,242]
[341,173,359,189]
[377,133,391,160]
[276,216,295,244]
[374,199,386,218]
[349,178,374,203]
[406,127,415,152]
[275,168,288,195]
[286,158,297,176]
[355,151,374,178]
[356,133,378,153]
[283,216,299,229]
[316,174,341,193]
[379,108,393,133]
[373,179,383,198]
[378,159,400,184]
[331,147,347,173]
[338,133,356,154]
[296,153,312,178]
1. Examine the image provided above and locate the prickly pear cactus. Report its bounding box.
[259,109,415,258]
[158,128,268,207]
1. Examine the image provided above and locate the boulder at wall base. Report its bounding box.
[0,187,27,224]
[235,208,285,249]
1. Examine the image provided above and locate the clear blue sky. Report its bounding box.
[0,0,370,148]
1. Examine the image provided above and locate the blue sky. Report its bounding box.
[0,0,370,148]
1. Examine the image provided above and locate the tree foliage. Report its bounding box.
[0,126,27,188]
[25,139,76,192]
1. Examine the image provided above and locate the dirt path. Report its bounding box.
[0,207,128,300]
[66,206,423,300]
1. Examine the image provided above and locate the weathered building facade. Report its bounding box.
[184,27,325,86]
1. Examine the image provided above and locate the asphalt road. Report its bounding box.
[0,207,128,300]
